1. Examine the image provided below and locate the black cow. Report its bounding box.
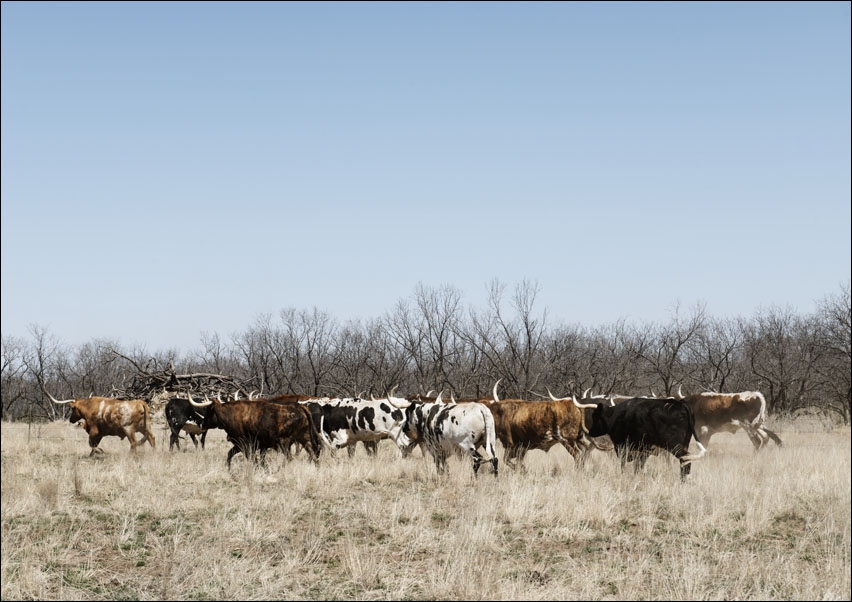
[573,396,706,481]
[165,397,213,451]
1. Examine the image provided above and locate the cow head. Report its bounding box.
[44,390,85,424]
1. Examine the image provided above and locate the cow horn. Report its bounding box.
[547,387,560,401]
[187,391,213,407]
[492,379,502,403]
[371,394,377,401]
[435,390,443,403]
[572,397,597,410]
[677,385,684,399]
[582,388,591,399]
[44,390,74,404]
[450,391,456,403]
[385,395,411,409]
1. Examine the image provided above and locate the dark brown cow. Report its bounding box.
[188,394,321,468]
[46,391,155,456]
[680,391,782,451]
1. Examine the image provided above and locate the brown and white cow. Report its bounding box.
[483,381,605,470]
[46,391,156,456]
[679,390,782,451]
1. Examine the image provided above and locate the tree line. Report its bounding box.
[2,280,849,424]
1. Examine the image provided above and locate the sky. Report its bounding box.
[2,1,850,353]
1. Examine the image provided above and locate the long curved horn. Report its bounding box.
[385,396,411,409]
[492,379,502,403]
[45,390,75,404]
[547,387,560,401]
[435,390,443,403]
[450,391,456,403]
[371,394,377,401]
[582,388,591,399]
[187,391,213,408]
[572,397,597,410]
[387,385,399,400]
[677,384,684,399]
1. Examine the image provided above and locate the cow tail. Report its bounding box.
[751,391,768,429]
[682,400,706,462]
[142,401,155,449]
[302,404,323,460]
[481,405,498,462]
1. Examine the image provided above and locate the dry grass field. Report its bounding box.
[1,416,850,601]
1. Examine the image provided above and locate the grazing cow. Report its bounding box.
[45,391,156,456]
[301,397,408,457]
[572,396,706,481]
[165,397,212,451]
[396,399,499,477]
[680,391,782,451]
[188,394,321,468]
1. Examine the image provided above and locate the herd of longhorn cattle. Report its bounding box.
[44,381,783,481]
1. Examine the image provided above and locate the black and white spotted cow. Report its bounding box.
[300,397,408,457]
[396,399,499,477]
[165,396,212,451]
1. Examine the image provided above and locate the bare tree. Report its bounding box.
[462,279,548,398]
[810,283,851,423]
[683,316,745,393]
[743,305,819,416]
[630,302,707,397]
[1,335,30,420]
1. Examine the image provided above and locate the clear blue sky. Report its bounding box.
[2,1,850,352]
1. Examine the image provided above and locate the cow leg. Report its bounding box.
[563,440,587,468]
[472,450,483,476]
[679,458,692,480]
[634,452,649,473]
[739,424,765,451]
[763,428,783,447]
[503,446,520,471]
[226,445,241,468]
[88,431,104,456]
[189,433,199,449]
[347,444,357,459]
[200,431,207,450]
[364,441,378,456]
[169,431,180,452]
[434,450,448,475]
[126,429,140,453]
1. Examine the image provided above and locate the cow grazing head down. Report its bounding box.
[572,396,706,481]
[45,390,156,457]
[398,400,499,477]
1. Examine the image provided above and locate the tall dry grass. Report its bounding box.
[1,417,849,600]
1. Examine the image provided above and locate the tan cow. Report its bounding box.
[46,391,156,456]
[679,390,782,451]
